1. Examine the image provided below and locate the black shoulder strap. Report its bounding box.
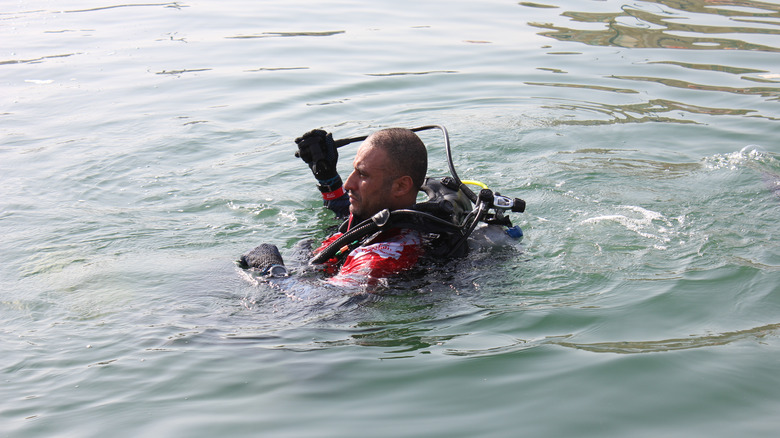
[311,177,476,265]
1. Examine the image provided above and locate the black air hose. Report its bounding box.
[310,220,380,265]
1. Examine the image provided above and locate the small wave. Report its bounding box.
[703,144,777,171]
[580,205,678,246]
[64,3,186,13]
[550,322,780,354]
[0,53,77,66]
[226,31,345,39]
[529,0,780,52]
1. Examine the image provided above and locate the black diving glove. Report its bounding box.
[239,243,288,278]
[294,129,344,200]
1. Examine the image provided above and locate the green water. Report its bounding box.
[2,1,779,437]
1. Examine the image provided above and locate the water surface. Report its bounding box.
[2,1,779,437]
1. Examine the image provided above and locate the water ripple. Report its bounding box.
[63,2,187,13]
[226,31,345,39]
[552,322,780,353]
[612,74,780,100]
[528,0,780,51]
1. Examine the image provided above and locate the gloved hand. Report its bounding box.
[295,129,344,200]
[239,243,288,277]
[295,129,338,181]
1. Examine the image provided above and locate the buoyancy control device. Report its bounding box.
[309,125,526,265]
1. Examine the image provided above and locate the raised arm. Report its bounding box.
[294,129,350,218]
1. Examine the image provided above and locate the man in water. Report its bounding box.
[296,128,428,285]
[241,127,429,287]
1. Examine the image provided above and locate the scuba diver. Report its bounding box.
[239,125,526,291]
[300,127,429,285]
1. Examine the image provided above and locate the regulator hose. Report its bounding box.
[310,208,463,265]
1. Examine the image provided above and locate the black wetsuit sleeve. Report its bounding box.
[324,192,350,219]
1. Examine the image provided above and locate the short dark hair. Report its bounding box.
[369,128,428,190]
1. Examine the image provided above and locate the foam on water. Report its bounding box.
[581,205,677,248]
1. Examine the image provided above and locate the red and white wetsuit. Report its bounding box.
[314,226,424,286]
[312,187,424,286]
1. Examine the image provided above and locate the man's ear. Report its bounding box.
[392,175,415,197]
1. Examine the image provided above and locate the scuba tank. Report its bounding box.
[310,125,526,266]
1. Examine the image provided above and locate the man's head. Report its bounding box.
[343,128,428,220]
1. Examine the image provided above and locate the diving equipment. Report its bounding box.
[310,125,526,266]
[239,243,289,278]
[295,129,344,200]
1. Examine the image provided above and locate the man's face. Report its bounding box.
[343,142,395,220]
